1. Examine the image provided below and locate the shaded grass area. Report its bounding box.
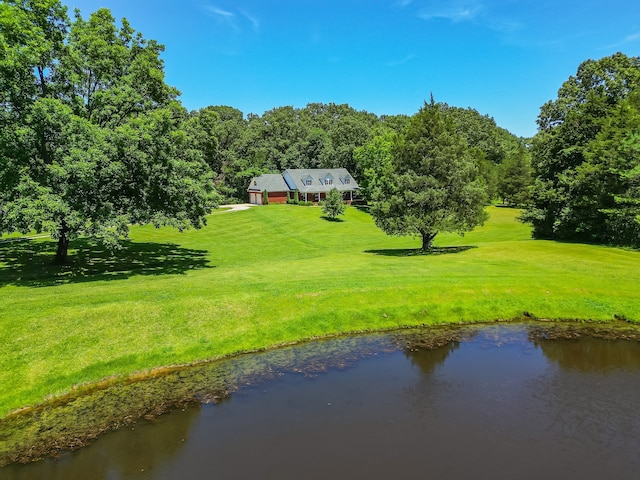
[0,239,211,287]
[1,205,639,419]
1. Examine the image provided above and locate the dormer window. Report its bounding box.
[302,175,313,186]
[344,177,350,185]
[324,178,333,185]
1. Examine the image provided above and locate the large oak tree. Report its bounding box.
[0,1,218,263]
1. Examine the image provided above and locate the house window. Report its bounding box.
[324,179,333,185]
[305,179,312,186]
[344,177,350,184]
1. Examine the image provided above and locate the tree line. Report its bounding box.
[187,98,525,206]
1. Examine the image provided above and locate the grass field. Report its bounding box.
[1,205,639,418]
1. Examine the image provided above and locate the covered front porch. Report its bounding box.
[296,190,356,204]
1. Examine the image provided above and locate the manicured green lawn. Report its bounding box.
[0,205,638,417]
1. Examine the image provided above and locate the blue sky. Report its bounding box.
[62,0,639,137]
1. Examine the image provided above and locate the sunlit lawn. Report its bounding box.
[1,205,638,417]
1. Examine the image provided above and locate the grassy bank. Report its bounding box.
[1,206,639,418]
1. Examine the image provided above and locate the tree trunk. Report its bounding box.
[55,235,69,264]
[55,222,70,264]
[421,232,437,251]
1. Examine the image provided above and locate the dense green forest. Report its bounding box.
[522,53,640,247]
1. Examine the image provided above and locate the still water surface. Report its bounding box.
[4,324,640,479]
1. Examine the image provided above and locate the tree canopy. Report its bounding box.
[498,142,532,206]
[0,1,218,263]
[370,99,489,251]
[522,52,640,246]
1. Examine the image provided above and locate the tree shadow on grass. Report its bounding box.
[365,246,477,257]
[320,216,345,222]
[0,237,212,287]
[352,204,370,213]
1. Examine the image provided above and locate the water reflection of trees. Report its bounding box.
[3,406,200,480]
[532,337,640,373]
[398,326,477,376]
[404,342,460,376]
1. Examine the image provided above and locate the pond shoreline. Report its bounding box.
[1,318,639,467]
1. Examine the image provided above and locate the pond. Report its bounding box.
[2,323,640,479]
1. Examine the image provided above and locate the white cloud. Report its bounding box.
[206,5,234,18]
[418,5,482,23]
[605,32,640,49]
[204,4,261,35]
[487,17,523,34]
[386,54,417,67]
[414,2,525,38]
[240,10,260,32]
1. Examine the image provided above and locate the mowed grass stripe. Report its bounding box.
[0,205,638,417]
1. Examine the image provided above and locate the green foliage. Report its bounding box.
[287,190,300,204]
[353,133,394,201]
[498,143,532,206]
[444,105,520,164]
[262,190,269,205]
[0,1,218,263]
[581,92,640,245]
[523,53,640,245]
[370,100,489,250]
[443,105,522,201]
[321,188,346,219]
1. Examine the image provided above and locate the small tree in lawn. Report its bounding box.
[322,188,346,220]
[370,98,488,251]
